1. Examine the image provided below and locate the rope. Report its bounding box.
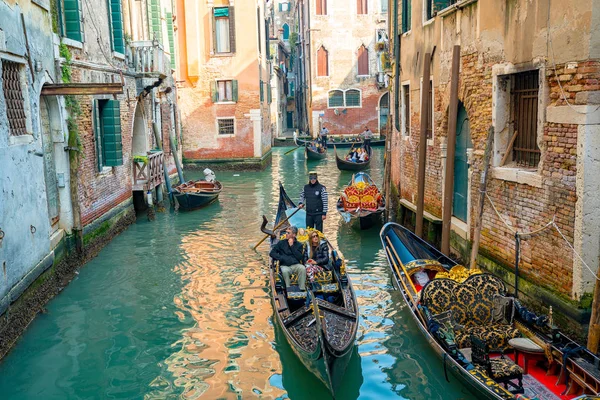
[553,221,600,281]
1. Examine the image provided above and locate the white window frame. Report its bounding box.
[419,76,434,146]
[401,81,410,137]
[216,116,236,137]
[327,89,344,108]
[356,45,370,78]
[422,0,434,26]
[215,79,235,104]
[344,88,362,108]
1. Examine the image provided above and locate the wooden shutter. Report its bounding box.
[93,100,103,171]
[229,6,236,53]
[110,0,125,53]
[317,47,328,76]
[64,0,82,41]
[166,12,176,69]
[259,80,264,102]
[232,80,238,102]
[316,0,326,15]
[267,83,272,104]
[357,0,367,14]
[149,0,162,41]
[323,0,327,15]
[358,45,368,75]
[211,81,218,102]
[102,100,123,167]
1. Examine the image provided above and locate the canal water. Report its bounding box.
[0,147,475,400]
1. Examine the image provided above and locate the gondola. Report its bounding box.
[172,180,222,210]
[296,137,327,160]
[337,172,385,230]
[334,145,371,171]
[380,222,600,400]
[295,137,385,148]
[260,184,358,394]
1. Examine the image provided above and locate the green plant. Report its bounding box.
[289,32,298,51]
[59,43,83,163]
[133,155,149,164]
[124,33,132,46]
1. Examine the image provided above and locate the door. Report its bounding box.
[379,92,389,134]
[452,103,472,222]
[287,111,294,129]
[40,98,60,233]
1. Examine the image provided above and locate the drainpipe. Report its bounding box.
[393,0,400,132]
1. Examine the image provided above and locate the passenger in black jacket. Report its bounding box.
[298,171,328,233]
[269,225,307,291]
[306,231,330,282]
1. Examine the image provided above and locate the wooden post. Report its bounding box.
[416,53,431,238]
[441,45,461,255]
[587,271,600,352]
[469,126,494,269]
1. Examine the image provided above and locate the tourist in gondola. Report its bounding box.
[306,231,330,281]
[298,171,328,233]
[269,225,307,291]
[360,126,373,153]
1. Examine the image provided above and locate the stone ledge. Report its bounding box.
[492,167,543,188]
[183,150,273,171]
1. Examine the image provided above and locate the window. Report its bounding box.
[345,89,361,107]
[328,90,344,107]
[149,0,162,41]
[289,81,295,96]
[357,0,367,14]
[425,78,433,140]
[317,46,328,77]
[212,80,238,103]
[381,0,388,13]
[260,80,264,102]
[316,0,327,15]
[511,70,540,167]
[213,7,236,54]
[282,23,290,41]
[166,12,176,69]
[217,118,235,135]
[2,61,28,136]
[357,45,369,76]
[279,1,290,11]
[109,0,125,54]
[431,0,457,14]
[93,99,123,170]
[402,0,411,32]
[424,0,433,21]
[402,83,410,136]
[63,0,83,41]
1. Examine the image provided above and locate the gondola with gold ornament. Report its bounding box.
[337,172,385,230]
[260,183,358,395]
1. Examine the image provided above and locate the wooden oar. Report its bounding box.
[252,206,303,250]
[284,146,302,155]
[385,236,420,296]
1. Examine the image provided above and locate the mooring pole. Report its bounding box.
[416,53,431,238]
[441,45,461,255]
[514,232,520,299]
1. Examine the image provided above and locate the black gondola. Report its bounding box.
[172,180,222,210]
[380,222,600,400]
[296,137,327,160]
[260,184,358,394]
[337,172,385,230]
[334,145,371,171]
[295,137,385,148]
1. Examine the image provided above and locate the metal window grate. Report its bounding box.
[328,90,344,107]
[218,118,235,135]
[345,89,361,107]
[2,61,27,136]
[512,70,540,168]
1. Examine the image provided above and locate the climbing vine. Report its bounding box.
[59,43,83,165]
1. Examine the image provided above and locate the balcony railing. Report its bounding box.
[130,41,167,77]
[132,150,165,191]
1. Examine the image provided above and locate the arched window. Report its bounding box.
[317,46,329,77]
[357,45,369,76]
[282,23,290,41]
[345,89,361,107]
[328,90,344,107]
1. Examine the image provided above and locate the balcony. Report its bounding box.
[132,150,165,191]
[130,40,169,93]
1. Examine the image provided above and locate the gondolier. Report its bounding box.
[319,125,329,146]
[360,126,373,153]
[299,171,328,233]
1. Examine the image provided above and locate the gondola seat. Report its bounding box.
[471,335,524,393]
[421,274,520,351]
[311,271,339,294]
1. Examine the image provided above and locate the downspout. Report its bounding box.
[393,0,400,132]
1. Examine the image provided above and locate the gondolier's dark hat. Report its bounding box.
[309,171,318,179]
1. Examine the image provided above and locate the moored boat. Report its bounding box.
[337,172,385,230]
[261,184,358,394]
[380,222,600,400]
[295,137,385,148]
[172,180,222,210]
[334,145,371,171]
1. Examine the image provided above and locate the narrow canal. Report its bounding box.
[0,147,475,399]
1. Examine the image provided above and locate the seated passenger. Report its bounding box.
[359,150,367,162]
[306,231,330,281]
[269,226,307,291]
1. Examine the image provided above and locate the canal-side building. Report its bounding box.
[0,0,179,356]
[297,0,389,137]
[387,0,600,336]
[175,0,273,168]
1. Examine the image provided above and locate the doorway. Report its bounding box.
[379,92,389,135]
[452,103,472,222]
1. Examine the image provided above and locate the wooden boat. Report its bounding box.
[295,137,385,148]
[380,222,600,400]
[299,139,327,160]
[334,145,371,171]
[337,172,385,230]
[172,180,222,210]
[260,184,358,394]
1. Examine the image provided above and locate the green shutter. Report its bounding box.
[214,7,229,17]
[101,100,123,167]
[93,100,103,171]
[149,0,162,41]
[110,0,125,53]
[229,7,236,53]
[166,12,176,69]
[259,80,264,102]
[402,0,412,33]
[232,80,238,102]
[211,81,218,102]
[267,83,272,104]
[64,0,82,42]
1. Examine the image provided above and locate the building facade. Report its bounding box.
[175,0,272,168]
[387,0,600,335]
[297,0,390,137]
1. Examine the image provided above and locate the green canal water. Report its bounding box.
[0,147,475,400]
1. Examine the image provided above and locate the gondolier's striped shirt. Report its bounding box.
[299,184,328,215]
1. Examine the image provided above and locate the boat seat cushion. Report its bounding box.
[455,324,521,351]
[488,358,524,379]
[311,271,339,293]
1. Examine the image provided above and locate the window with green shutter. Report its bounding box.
[402,0,411,33]
[64,0,83,42]
[211,80,238,103]
[149,0,162,42]
[94,99,123,169]
[166,12,176,69]
[259,80,264,102]
[267,83,272,104]
[109,0,125,54]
